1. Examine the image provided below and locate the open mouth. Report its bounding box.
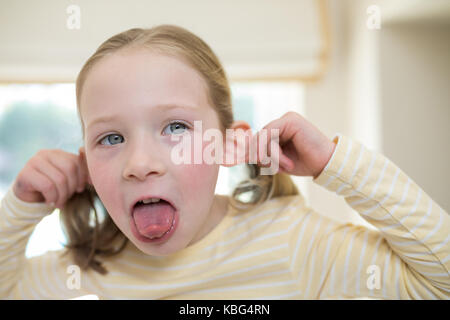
[130,197,178,243]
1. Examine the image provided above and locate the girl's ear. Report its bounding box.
[222,120,252,167]
[78,146,93,186]
[230,120,251,131]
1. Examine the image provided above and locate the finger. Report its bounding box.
[255,128,283,169]
[65,153,83,193]
[48,152,80,199]
[31,158,65,207]
[41,154,79,208]
[78,148,90,188]
[246,130,277,167]
[278,165,287,174]
[245,132,259,165]
[76,160,85,193]
[25,168,58,205]
[279,151,294,171]
[269,138,294,175]
[223,129,252,166]
[262,114,297,146]
[72,154,85,193]
[257,130,271,167]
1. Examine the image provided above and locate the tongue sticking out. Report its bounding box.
[132,201,175,239]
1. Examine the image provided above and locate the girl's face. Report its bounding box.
[79,49,224,256]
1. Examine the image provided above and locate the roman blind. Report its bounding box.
[0,0,329,82]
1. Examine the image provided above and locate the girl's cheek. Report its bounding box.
[89,162,122,210]
[177,162,219,194]
[89,161,112,189]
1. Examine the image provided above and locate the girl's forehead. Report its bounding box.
[89,49,202,83]
[81,51,211,118]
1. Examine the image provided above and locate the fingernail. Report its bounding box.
[49,202,55,207]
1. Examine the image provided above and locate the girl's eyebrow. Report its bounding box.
[86,103,199,131]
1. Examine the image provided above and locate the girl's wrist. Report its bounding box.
[313,139,337,179]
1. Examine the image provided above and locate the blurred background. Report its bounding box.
[0,0,449,268]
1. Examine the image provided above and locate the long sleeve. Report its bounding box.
[304,133,450,299]
[2,135,449,300]
[0,183,93,299]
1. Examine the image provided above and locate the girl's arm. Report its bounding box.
[0,183,97,299]
[0,148,94,299]
[305,133,449,299]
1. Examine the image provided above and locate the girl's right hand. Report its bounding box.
[12,148,90,209]
[251,112,336,178]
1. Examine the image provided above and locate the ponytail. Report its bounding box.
[59,185,128,275]
[229,164,302,212]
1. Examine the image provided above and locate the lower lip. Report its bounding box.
[130,207,179,244]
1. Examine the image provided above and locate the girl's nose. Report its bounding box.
[122,143,167,181]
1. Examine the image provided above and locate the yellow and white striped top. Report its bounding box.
[0,134,449,299]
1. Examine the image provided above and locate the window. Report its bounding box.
[0,81,305,258]
[0,83,80,257]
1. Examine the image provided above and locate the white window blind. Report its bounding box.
[0,0,328,82]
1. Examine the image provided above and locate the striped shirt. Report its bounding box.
[0,134,449,299]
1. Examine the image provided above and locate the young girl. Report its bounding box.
[1,25,449,300]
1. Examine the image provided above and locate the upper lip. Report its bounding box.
[129,195,176,215]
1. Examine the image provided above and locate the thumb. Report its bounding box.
[221,128,253,167]
[78,146,92,185]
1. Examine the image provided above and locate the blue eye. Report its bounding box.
[99,134,124,146]
[163,121,189,135]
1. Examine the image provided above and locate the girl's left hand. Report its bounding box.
[251,111,337,179]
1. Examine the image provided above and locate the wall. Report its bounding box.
[303,0,370,226]
[379,24,450,212]
[302,0,450,228]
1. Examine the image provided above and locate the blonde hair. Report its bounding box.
[63,24,301,275]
